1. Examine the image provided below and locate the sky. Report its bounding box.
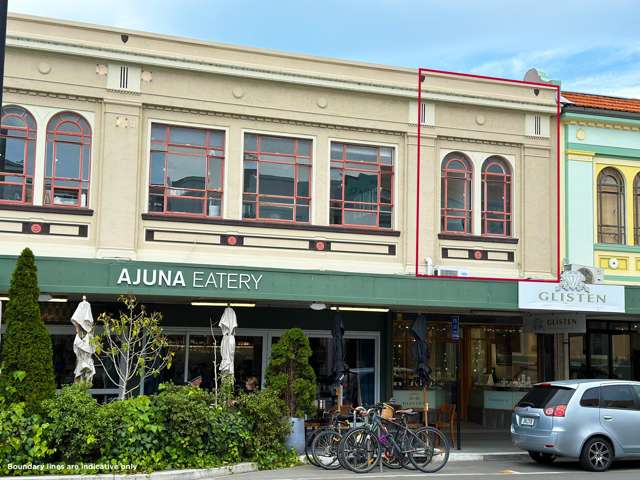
[9,0,640,97]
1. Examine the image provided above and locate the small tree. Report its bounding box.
[93,295,173,400]
[265,328,316,418]
[0,248,55,410]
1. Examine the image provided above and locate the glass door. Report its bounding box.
[589,332,610,378]
[612,334,631,380]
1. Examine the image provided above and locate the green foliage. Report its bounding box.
[236,389,298,469]
[42,384,104,462]
[93,295,173,400]
[99,395,165,470]
[0,248,55,411]
[0,372,54,475]
[265,328,317,417]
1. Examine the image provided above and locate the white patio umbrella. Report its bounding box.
[71,296,96,384]
[219,306,237,377]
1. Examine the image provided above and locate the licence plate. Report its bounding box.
[521,417,535,426]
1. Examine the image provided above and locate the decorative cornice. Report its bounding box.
[3,86,100,103]
[8,33,557,114]
[144,103,408,136]
[438,135,521,148]
[564,118,640,133]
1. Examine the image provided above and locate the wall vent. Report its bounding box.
[525,113,549,137]
[106,64,141,94]
[409,101,435,126]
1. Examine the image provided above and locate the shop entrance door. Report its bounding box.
[612,334,632,380]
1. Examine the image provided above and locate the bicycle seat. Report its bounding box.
[396,409,418,416]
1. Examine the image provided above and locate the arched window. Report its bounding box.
[481,156,512,236]
[0,106,36,204]
[44,112,92,208]
[598,168,625,244]
[635,174,640,245]
[441,153,473,233]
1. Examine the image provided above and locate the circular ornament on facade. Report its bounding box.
[226,235,238,246]
[317,97,328,109]
[30,223,42,234]
[475,114,485,125]
[473,250,483,260]
[232,87,245,99]
[608,257,619,270]
[315,241,326,251]
[38,62,52,75]
[576,128,586,141]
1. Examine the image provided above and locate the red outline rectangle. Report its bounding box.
[415,67,561,283]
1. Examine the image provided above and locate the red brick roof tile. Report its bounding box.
[563,91,640,113]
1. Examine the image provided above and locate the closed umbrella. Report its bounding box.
[219,307,237,377]
[71,296,96,384]
[331,312,348,409]
[411,315,431,425]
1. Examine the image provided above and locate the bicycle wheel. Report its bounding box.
[310,429,342,470]
[406,427,450,473]
[305,429,320,467]
[338,427,381,474]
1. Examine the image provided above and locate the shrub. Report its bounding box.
[0,248,55,411]
[99,395,165,471]
[0,372,53,475]
[42,384,103,463]
[265,328,317,418]
[237,388,297,469]
[152,384,250,468]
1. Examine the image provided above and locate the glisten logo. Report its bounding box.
[555,270,589,293]
[538,270,605,304]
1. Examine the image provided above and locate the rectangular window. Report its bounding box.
[242,133,311,223]
[330,142,394,229]
[148,124,224,217]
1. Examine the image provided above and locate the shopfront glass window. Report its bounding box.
[569,334,587,379]
[470,326,537,386]
[330,142,394,228]
[612,334,631,380]
[590,332,610,378]
[154,334,187,390]
[243,133,311,223]
[234,336,263,390]
[52,335,75,388]
[148,124,225,217]
[344,338,375,407]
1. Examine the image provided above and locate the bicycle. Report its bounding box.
[338,403,450,473]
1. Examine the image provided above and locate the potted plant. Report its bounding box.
[265,328,317,453]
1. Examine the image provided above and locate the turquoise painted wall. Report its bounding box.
[566,159,594,265]
[568,124,640,151]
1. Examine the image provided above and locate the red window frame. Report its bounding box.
[44,111,92,208]
[481,156,512,237]
[441,154,473,234]
[0,106,36,205]
[330,142,394,229]
[242,133,312,224]
[148,124,225,218]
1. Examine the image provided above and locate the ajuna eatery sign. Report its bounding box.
[115,267,263,291]
[519,270,624,313]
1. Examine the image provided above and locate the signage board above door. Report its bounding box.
[519,271,625,313]
[523,313,587,334]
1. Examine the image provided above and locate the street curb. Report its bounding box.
[449,451,528,462]
[0,462,259,480]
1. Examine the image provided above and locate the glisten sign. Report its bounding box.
[518,270,624,313]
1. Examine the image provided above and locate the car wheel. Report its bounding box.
[528,451,556,464]
[580,437,613,472]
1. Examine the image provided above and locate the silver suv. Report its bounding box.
[511,380,640,471]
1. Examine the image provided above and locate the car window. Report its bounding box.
[600,385,636,410]
[517,385,574,409]
[634,386,640,406]
[580,387,600,408]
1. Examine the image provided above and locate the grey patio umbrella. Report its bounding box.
[411,314,432,387]
[219,307,237,377]
[70,296,96,384]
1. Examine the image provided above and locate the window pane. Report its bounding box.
[151,124,166,142]
[487,220,504,235]
[296,206,309,222]
[167,196,204,214]
[0,138,26,173]
[590,333,610,378]
[330,168,342,200]
[167,154,205,190]
[346,144,377,163]
[331,143,343,160]
[170,126,205,146]
[207,157,223,190]
[52,188,79,206]
[446,178,466,209]
[209,131,224,148]
[601,385,636,409]
[0,184,23,202]
[244,133,257,151]
[447,218,465,232]
[243,161,257,193]
[261,136,295,155]
[297,140,311,157]
[345,210,376,226]
[380,147,394,165]
[207,192,222,217]
[259,163,294,197]
[487,181,505,212]
[259,204,293,221]
[55,143,81,178]
[297,166,310,197]
[601,192,620,225]
[580,387,600,408]
[150,152,165,185]
[344,171,377,203]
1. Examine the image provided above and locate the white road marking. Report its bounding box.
[267,471,573,480]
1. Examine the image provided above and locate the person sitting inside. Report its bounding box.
[244,376,259,393]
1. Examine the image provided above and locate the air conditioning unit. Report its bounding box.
[433,267,470,278]
[566,264,604,284]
